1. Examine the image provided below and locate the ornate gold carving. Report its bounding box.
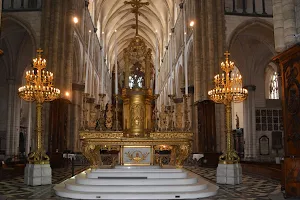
[81,143,102,168]
[80,132,123,139]
[131,103,144,126]
[89,104,98,129]
[28,149,50,164]
[175,144,191,167]
[125,150,149,163]
[159,105,168,130]
[175,103,183,130]
[150,132,193,139]
[105,104,113,129]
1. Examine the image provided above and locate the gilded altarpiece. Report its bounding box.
[80,36,193,169]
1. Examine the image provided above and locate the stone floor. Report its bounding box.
[0,165,281,200]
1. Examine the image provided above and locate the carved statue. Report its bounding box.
[175,103,183,130]
[105,104,113,129]
[159,105,168,130]
[236,113,240,129]
[89,105,97,129]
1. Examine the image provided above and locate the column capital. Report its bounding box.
[174,98,183,104]
[243,85,256,91]
[180,86,194,95]
[86,97,95,104]
[179,2,184,9]
[72,83,85,91]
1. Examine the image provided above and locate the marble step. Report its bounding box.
[92,168,183,172]
[75,174,198,185]
[86,171,188,179]
[64,179,208,192]
[54,185,218,200]
[115,165,160,169]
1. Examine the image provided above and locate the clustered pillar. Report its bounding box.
[193,0,226,153]
[273,0,297,52]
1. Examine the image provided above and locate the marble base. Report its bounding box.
[54,166,219,199]
[216,163,242,185]
[24,164,52,186]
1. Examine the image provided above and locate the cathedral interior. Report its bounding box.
[0,0,300,199]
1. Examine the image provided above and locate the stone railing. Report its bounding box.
[2,0,42,11]
[225,0,273,17]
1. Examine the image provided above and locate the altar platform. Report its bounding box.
[54,165,218,199]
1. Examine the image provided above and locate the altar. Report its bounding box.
[80,35,193,169]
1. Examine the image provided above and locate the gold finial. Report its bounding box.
[37,48,43,58]
[224,51,230,60]
[124,0,149,36]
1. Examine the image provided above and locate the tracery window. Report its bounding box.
[269,72,279,99]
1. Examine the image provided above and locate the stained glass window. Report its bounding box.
[269,72,279,99]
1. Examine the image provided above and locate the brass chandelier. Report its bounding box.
[208,51,248,164]
[18,48,60,164]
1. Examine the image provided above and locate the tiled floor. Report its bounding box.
[0,165,281,200]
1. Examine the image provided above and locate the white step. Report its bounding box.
[115,165,160,169]
[54,166,219,199]
[75,174,198,185]
[92,168,183,172]
[65,179,208,192]
[86,171,188,179]
[54,185,218,200]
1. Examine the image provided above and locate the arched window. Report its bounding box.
[269,72,279,99]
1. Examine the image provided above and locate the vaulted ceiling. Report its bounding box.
[93,0,176,72]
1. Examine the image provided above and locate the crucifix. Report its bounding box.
[124,0,149,36]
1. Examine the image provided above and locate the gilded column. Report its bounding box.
[282,0,296,48]
[272,0,286,52]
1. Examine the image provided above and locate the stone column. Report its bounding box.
[72,83,84,152]
[0,0,2,55]
[215,0,226,153]
[12,92,21,155]
[26,103,32,155]
[243,85,256,159]
[6,79,14,156]
[282,0,296,48]
[273,0,286,52]
[65,0,75,92]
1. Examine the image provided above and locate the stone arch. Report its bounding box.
[228,18,275,158]
[0,16,36,156]
[2,14,38,54]
[227,18,274,53]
